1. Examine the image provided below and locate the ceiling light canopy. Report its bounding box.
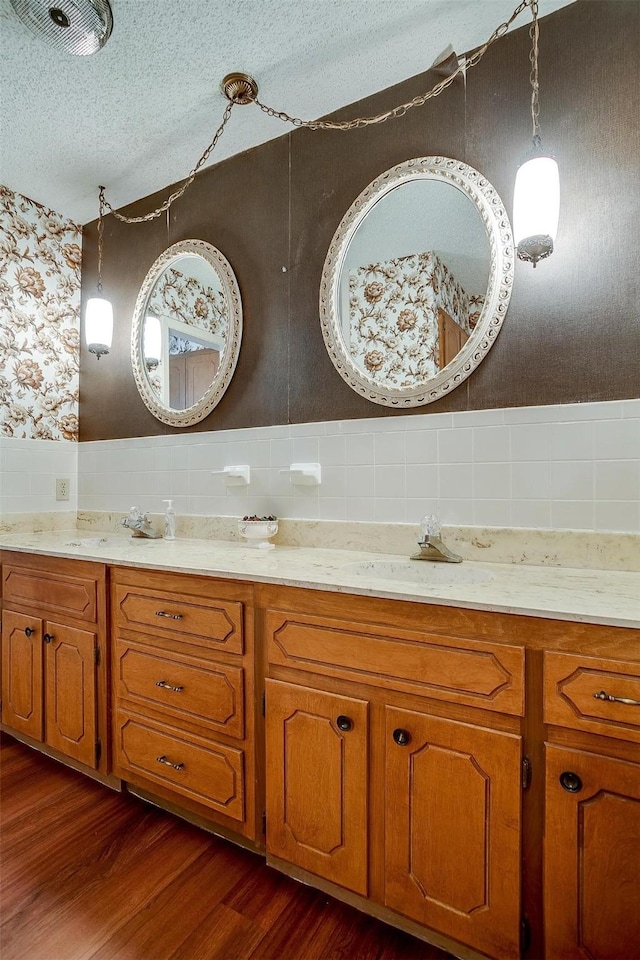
[9,0,113,56]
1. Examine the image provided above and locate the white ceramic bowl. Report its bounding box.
[237,519,278,547]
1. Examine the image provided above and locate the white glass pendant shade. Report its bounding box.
[144,314,162,368]
[85,297,113,358]
[513,154,560,266]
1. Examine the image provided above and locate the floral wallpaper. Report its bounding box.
[148,265,228,342]
[349,250,482,387]
[0,184,81,441]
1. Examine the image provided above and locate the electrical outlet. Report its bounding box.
[56,478,70,501]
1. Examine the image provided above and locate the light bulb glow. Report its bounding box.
[85,297,113,357]
[513,155,560,245]
[144,314,162,366]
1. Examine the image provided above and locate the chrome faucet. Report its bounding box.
[411,515,462,563]
[121,506,161,539]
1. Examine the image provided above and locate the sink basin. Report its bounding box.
[62,536,142,548]
[343,559,495,586]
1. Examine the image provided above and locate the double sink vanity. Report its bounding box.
[1,527,639,960]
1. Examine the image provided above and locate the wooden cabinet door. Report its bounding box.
[265,679,368,896]
[1,610,43,741]
[385,706,522,960]
[44,620,98,769]
[545,744,640,960]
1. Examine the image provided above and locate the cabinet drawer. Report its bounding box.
[544,652,640,743]
[116,711,244,821]
[113,584,243,654]
[3,562,97,623]
[115,640,244,738]
[267,609,524,716]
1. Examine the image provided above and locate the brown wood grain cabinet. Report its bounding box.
[110,566,259,844]
[543,652,640,960]
[264,596,527,959]
[2,554,639,959]
[1,552,108,777]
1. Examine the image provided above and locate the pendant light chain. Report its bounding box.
[529,0,541,142]
[100,101,235,224]
[97,0,535,222]
[254,0,532,131]
[97,185,105,291]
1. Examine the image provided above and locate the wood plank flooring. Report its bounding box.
[0,735,453,960]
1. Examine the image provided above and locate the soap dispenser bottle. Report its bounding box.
[162,499,176,541]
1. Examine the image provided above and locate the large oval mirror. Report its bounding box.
[131,239,242,427]
[320,157,514,407]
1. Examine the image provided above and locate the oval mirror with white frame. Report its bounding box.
[320,157,514,407]
[131,239,242,427]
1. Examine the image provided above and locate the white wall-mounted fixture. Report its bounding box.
[85,186,113,358]
[211,465,251,485]
[279,463,322,486]
[513,0,560,267]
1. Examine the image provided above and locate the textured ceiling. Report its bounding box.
[0,0,574,225]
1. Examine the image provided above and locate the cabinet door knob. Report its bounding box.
[156,755,184,771]
[393,728,411,746]
[24,627,35,637]
[43,633,54,644]
[336,715,353,732]
[560,771,583,793]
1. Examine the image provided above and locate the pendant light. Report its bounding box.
[85,186,113,358]
[513,0,559,267]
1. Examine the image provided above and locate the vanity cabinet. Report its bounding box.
[543,652,640,960]
[111,566,259,843]
[1,552,108,775]
[263,591,526,960]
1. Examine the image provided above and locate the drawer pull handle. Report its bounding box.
[156,755,184,771]
[336,715,353,732]
[393,728,411,746]
[560,771,583,793]
[24,627,35,637]
[155,680,184,693]
[156,611,183,620]
[43,633,54,644]
[594,689,640,706]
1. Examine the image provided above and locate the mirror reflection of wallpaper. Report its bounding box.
[349,250,483,387]
[0,184,81,440]
[147,267,228,342]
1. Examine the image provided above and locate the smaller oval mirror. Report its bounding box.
[320,157,514,407]
[131,239,242,427]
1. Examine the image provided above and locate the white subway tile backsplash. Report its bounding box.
[550,421,593,461]
[511,461,550,500]
[550,462,594,501]
[473,462,511,500]
[510,423,550,461]
[346,433,375,465]
[551,500,595,530]
[5,400,638,537]
[594,460,640,501]
[593,418,640,460]
[375,431,406,464]
[375,464,406,499]
[439,428,473,463]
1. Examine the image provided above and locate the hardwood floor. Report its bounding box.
[0,735,453,960]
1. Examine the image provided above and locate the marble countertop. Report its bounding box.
[1,529,639,629]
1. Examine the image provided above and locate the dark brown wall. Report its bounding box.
[80,0,640,441]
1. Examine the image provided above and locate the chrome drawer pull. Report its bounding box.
[156,755,184,771]
[155,680,184,693]
[155,610,183,620]
[594,689,640,706]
